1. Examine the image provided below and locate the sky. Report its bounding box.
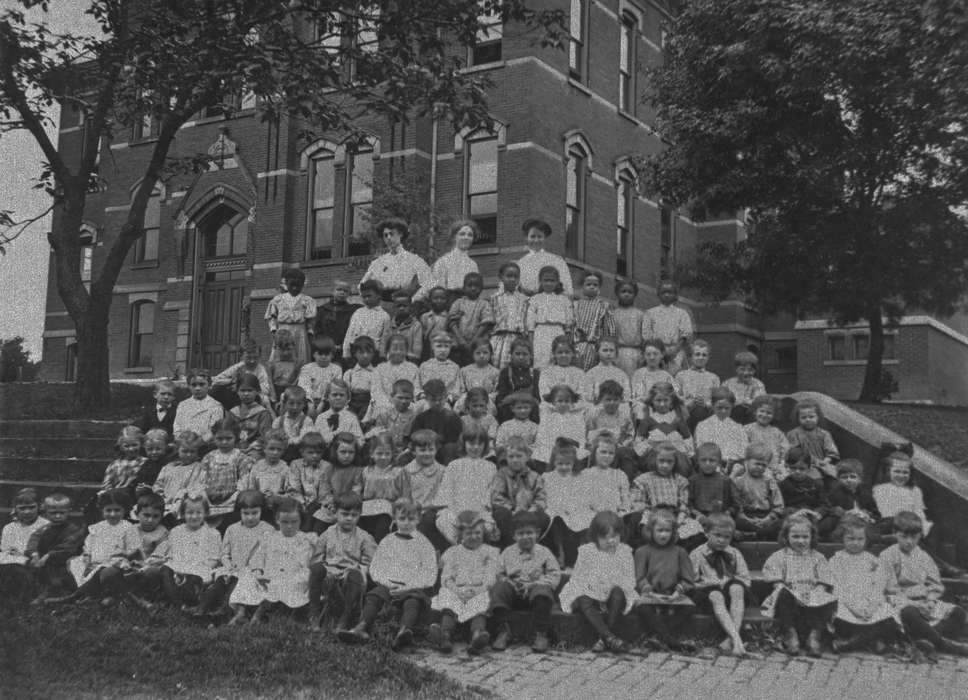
[0,2,93,358]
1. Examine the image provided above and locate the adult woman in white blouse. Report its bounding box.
[359,218,432,302]
[414,219,480,303]
[515,218,574,298]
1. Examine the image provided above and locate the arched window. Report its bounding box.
[129,301,155,367]
[199,204,248,258]
[616,167,636,276]
[565,140,589,258]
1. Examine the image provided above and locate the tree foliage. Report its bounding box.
[0,0,564,408]
[643,0,968,401]
[0,336,41,382]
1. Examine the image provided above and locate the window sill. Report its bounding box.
[823,359,899,367]
[300,256,374,270]
[131,260,159,270]
[124,366,154,374]
[567,78,592,96]
[461,60,507,74]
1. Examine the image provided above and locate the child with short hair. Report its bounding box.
[266,267,317,364]
[419,331,464,406]
[429,510,502,654]
[633,381,693,477]
[731,443,784,540]
[359,433,412,541]
[612,279,647,379]
[458,339,500,413]
[786,398,839,480]
[633,510,697,652]
[230,374,274,456]
[490,439,549,548]
[645,281,694,374]
[308,492,377,630]
[98,425,147,498]
[386,290,423,364]
[881,511,968,658]
[559,511,636,653]
[136,428,171,495]
[134,378,179,435]
[364,378,416,461]
[526,265,574,370]
[576,433,632,526]
[410,379,464,463]
[694,387,748,473]
[873,451,930,535]
[314,432,364,533]
[495,392,539,453]
[160,494,221,609]
[271,386,315,459]
[298,335,343,417]
[743,395,789,481]
[153,431,208,527]
[174,369,225,443]
[314,379,365,446]
[461,387,499,449]
[241,429,290,510]
[722,351,766,423]
[201,490,275,623]
[761,514,837,656]
[314,279,361,369]
[537,335,585,417]
[631,339,676,422]
[580,337,632,406]
[65,489,140,604]
[22,493,85,603]
[125,492,169,605]
[827,514,896,653]
[825,459,879,540]
[344,278,392,359]
[631,442,702,547]
[490,510,562,653]
[675,340,720,430]
[435,426,498,545]
[448,272,495,367]
[340,499,438,651]
[572,270,616,371]
[689,513,752,655]
[201,419,250,522]
[371,334,421,415]
[0,488,50,599]
[495,338,540,423]
[543,438,586,567]
[779,447,831,526]
[285,431,329,531]
[403,429,448,551]
[267,329,301,405]
[532,385,587,469]
[343,335,377,418]
[420,286,452,363]
[689,443,734,521]
[489,262,529,370]
[586,379,636,480]
[211,339,275,408]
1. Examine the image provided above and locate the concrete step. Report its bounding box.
[0,420,127,439]
[0,479,100,509]
[0,437,117,459]
[0,457,105,483]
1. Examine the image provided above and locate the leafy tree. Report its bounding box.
[0,0,563,409]
[0,336,41,382]
[642,0,968,401]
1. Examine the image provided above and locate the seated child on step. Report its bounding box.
[873,451,931,536]
[99,425,148,498]
[173,369,224,445]
[779,447,834,534]
[494,392,539,455]
[630,442,702,548]
[284,431,329,531]
[495,338,540,424]
[313,432,364,534]
[490,437,549,548]
[693,388,748,475]
[585,380,637,481]
[633,381,692,478]
[241,429,290,514]
[742,395,789,481]
[461,387,498,453]
[721,351,766,424]
[730,443,784,540]
[786,398,839,481]
[434,426,497,545]
[825,459,879,541]
[271,386,315,462]
[358,432,412,542]
[543,438,586,568]
[576,432,632,532]
[363,379,416,463]
[688,443,734,522]
[229,375,274,457]
[153,430,208,528]
[674,339,720,431]
[532,384,587,471]
[201,419,250,524]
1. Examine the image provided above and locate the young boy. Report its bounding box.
[314,380,365,447]
[825,459,879,540]
[22,493,85,602]
[173,369,225,444]
[743,395,790,481]
[339,498,438,651]
[779,447,830,521]
[344,279,391,360]
[490,446,550,548]
[495,392,540,454]
[285,431,329,530]
[419,332,463,407]
[489,511,562,652]
[448,272,495,367]
[364,379,417,462]
[722,351,766,424]
[688,443,734,521]
[688,513,751,655]
[308,493,377,630]
[675,339,720,430]
[881,511,968,658]
[645,281,694,374]
[693,387,748,473]
[386,290,423,364]
[134,379,180,435]
[343,335,377,418]
[410,379,463,463]
[126,492,169,604]
[730,444,784,539]
[580,338,632,406]
[404,429,448,552]
[298,336,344,417]
[315,279,361,369]
[420,286,452,363]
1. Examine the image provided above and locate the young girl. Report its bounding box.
[134,428,171,497]
[633,509,696,652]
[461,387,498,450]
[525,265,574,370]
[489,262,529,370]
[873,451,931,535]
[314,432,364,533]
[631,442,703,548]
[419,287,452,363]
[285,431,329,531]
[495,338,540,423]
[434,426,497,545]
[359,433,412,542]
[344,335,377,417]
[722,351,766,423]
[532,385,587,469]
[743,395,789,481]
[153,431,208,527]
[580,337,631,406]
[693,387,748,473]
[786,398,839,480]
[268,329,302,406]
[559,510,636,653]
[633,381,693,476]
[100,426,147,495]
[458,339,500,414]
[265,267,317,364]
[575,433,632,529]
[495,392,540,454]
[160,494,221,609]
[241,429,290,511]
[543,438,586,567]
[537,335,585,417]
[447,271,495,367]
[827,514,896,653]
[272,386,315,460]
[585,380,636,479]
[239,498,317,623]
[689,513,752,656]
[761,514,837,656]
[173,369,225,444]
[372,334,421,415]
[298,336,344,417]
[612,280,647,379]
[631,339,675,423]
[572,270,616,371]
[201,419,250,523]
[230,373,274,456]
[198,490,275,623]
[61,490,140,604]
[429,510,502,654]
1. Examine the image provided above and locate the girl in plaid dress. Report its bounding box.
[489,262,529,370]
[201,419,252,524]
[572,270,616,371]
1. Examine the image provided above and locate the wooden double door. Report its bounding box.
[194,269,247,373]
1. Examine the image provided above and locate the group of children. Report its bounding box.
[2,265,966,660]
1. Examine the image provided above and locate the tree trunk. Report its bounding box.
[858,305,886,402]
[72,304,112,412]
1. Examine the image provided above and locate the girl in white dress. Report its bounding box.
[525,266,574,370]
[573,433,632,530]
[532,385,587,467]
[537,335,586,418]
[543,438,587,567]
[160,494,222,608]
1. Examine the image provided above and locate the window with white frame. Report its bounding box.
[619,11,637,114]
[464,130,499,244]
[568,0,587,81]
[129,301,155,367]
[616,168,635,276]
[308,148,337,260]
[79,226,96,289]
[565,141,588,258]
[471,1,503,65]
[346,147,374,256]
[133,191,161,264]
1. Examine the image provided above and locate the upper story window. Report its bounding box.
[471,1,503,66]
[464,130,499,244]
[346,147,374,256]
[308,147,337,260]
[616,168,636,277]
[827,335,846,361]
[619,11,638,114]
[133,110,160,141]
[133,190,161,264]
[660,203,674,272]
[79,225,96,288]
[315,6,380,80]
[565,141,589,258]
[129,301,155,367]
[200,204,248,258]
[568,0,587,81]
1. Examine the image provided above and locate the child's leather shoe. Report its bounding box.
[468,630,491,655]
[427,623,453,654]
[391,627,413,652]
[532,631,550,653]
[492,625,510,651]
[337,623,371,644]
[783,627,800,655]
[806,629,822,657]
[605,634,628,653]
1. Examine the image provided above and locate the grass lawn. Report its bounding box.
[1,601,484,699]
[0,382,189,422]
[847,402,968,468]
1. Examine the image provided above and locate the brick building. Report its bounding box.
[40,0,968,405]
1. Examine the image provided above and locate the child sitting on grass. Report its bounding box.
[0,488,50,596]
[429,510,502,655]
[23,493,85,603]
[489,511,561,653]
[125,493,169,606]
[340,499,438,652]
[160,494,221,611]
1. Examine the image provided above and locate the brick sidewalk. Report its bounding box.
[414,646,968,699]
